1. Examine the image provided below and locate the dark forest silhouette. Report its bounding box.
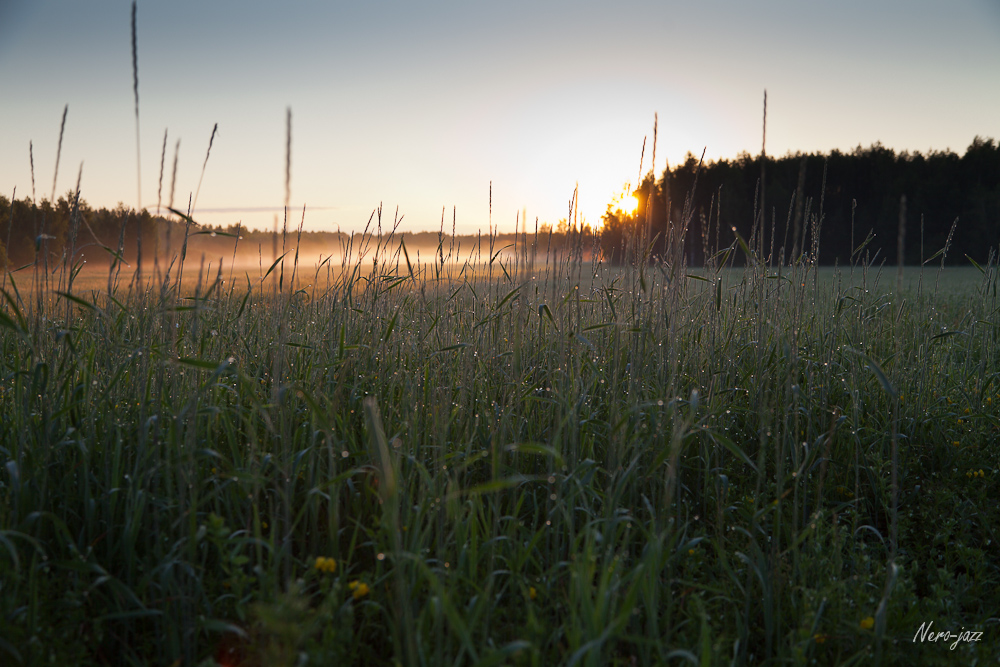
[2,137,998,273]
[601,137,1000,267]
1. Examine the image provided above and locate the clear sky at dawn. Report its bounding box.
[2,0,999,234]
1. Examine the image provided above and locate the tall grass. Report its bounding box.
[1,201,998,664]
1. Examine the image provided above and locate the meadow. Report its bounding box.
[1,224,998,666]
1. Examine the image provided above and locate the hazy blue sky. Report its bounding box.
[2,0,999,233]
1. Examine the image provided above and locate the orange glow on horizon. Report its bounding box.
[608,185,639,216]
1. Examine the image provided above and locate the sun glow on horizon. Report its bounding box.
[607,185,640,217]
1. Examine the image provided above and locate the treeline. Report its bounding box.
[5,137,997,272]
[601,136,1000,267]
[0,196,359,271]
[0,195,595,273]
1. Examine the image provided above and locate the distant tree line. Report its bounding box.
[601,137,1000,267]
[0,195,352,273]
[0,195,156,271]
[0,194,601,275]
[5,137,997,274]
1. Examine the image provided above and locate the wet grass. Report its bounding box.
[1,231,999,665]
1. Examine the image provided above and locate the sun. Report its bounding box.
[608,185,639,216]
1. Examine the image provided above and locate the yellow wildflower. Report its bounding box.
[314,556,337,573]
[349,581,370,599]
[814,633,828,644]
[860,616,875,630]
[529,586,537,600]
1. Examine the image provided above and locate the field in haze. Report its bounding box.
[1,227,998,664]
[4,1,1000,663]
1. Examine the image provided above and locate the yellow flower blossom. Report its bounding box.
[314,556,337,573]
[814,633,828,644]
[349,580,370,599]
[860,616,875,630]
[529,586,537,600]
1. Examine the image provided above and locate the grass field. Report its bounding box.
[1,232,998,665]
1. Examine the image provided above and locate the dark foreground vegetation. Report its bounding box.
[1,222,998,664]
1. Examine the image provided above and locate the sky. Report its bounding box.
[2,0,999,235]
